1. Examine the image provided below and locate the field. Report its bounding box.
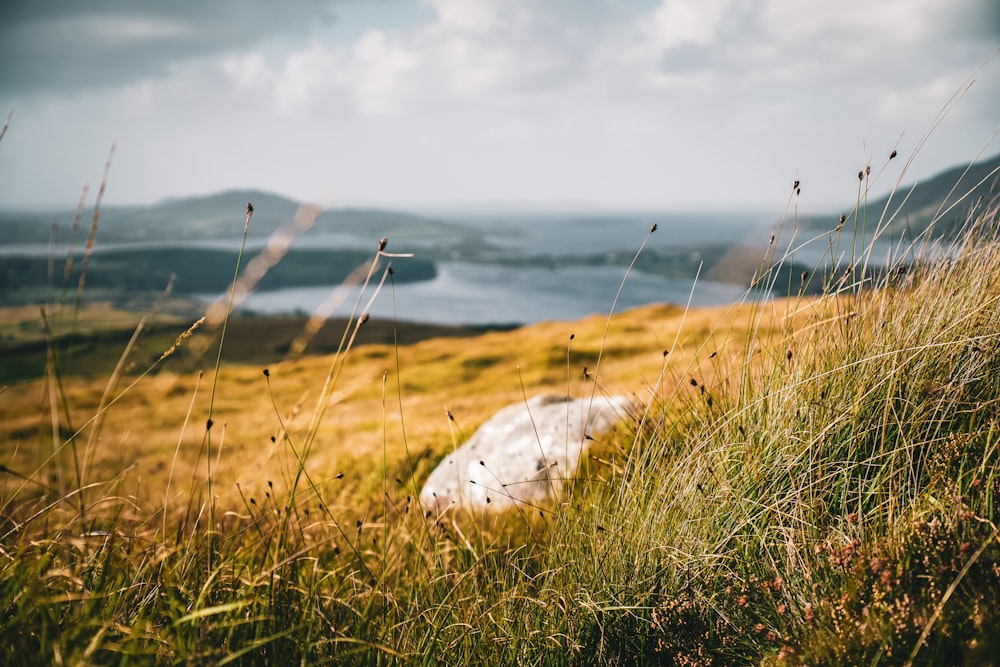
[2,189,1000,665]
[1,290,764,516]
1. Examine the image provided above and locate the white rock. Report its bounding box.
[419,394,634,514]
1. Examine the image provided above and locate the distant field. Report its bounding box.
[0,302,512,384]
[0,246,437,307]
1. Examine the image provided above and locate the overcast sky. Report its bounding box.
[0,0,997,213]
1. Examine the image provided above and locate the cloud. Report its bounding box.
[0,0,339,94]
[350,30,421,114]
[6,0,991,117]
[647,0,732,49]
[0,0,995,211]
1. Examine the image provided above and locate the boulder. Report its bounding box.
[419,394,634,514]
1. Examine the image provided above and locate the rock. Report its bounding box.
[419,394,634,514]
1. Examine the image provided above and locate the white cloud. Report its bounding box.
[648,0,732,49]
[350,30,420,114]
[758,0,945,48]
[873,76,965,124]
[221,52,271,89]
[421,0,503,31]
[0,0,995,210]
[212,0,983,126]
[419,0,541,32]
[276,44,342,114]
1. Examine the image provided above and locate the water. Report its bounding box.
[3,210,832,325]
[231,261,751,326]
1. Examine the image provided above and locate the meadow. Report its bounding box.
[2,152,1000,666]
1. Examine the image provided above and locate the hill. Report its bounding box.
[2,199,999,663]
[0,189,467,245]
[801,151,1000,237]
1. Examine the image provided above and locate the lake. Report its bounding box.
[4,208,910,326]
[229,261,753,326]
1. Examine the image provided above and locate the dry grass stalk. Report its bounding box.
[73,143,115,322]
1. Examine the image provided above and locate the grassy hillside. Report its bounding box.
[1,195,999,666]
[800,152,1000,240]
[0,303,518,384]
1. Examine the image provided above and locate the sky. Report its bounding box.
[0,0,997,214]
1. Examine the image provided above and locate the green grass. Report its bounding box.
[2,163,1000,666]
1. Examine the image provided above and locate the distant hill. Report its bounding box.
[0,189,453,308]
[874,152,1000,238]
[0,189,468,246]
[802,152,1000,238]
[0,246,436,306]
[2,154,997,314]
[0,189,293,244]
[3,152,996,249]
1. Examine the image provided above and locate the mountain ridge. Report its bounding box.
[800,151,1000,236]
[0,188,465,245]
[2,152,997,247]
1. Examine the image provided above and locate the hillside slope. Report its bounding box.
[1,203,998,665]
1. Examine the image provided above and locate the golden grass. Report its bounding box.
[0,301,181,343]
[0,295,811,526]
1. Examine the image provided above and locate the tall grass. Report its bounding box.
[2,154,1000,666]
[540,197,1000,665]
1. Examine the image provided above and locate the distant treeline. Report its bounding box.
[0,247,436,303]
